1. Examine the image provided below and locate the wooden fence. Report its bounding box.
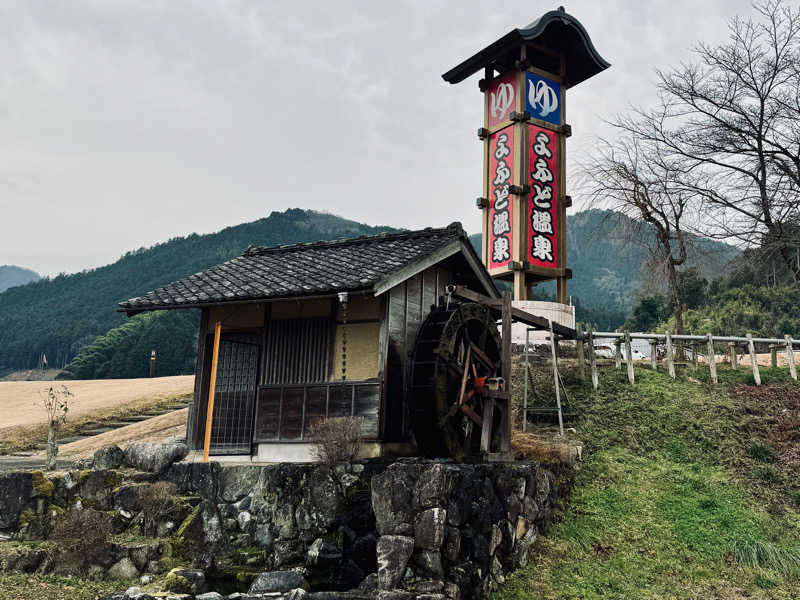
[520,325,800,434]
[566,328,799,388]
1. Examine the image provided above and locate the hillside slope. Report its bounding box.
[0,265,39,293]
[500,366,800,599]
[0,209,397,370]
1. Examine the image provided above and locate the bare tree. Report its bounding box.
[585,134,694,333]
[620,0,800,278]
[39,385,71,470]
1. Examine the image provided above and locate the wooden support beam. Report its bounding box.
[203,321,222,463]
[549,320,564,436]
[770,344,778,368]
[522,328,529,433]
[691,343,698,370]
[624,329,635,385]
[707,333,718,384]
[665,331,676,379]
[786,335,797,381]
[588,326,598,391]
[728,342,738,370]
[614,340,622,370]
[500,292,512,453]
[575,323,585,381]
[650,340,658,370]
[449,285,576,338]
[747,334,761,386]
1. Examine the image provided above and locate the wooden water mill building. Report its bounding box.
[120,223,509,462]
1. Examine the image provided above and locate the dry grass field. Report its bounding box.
[0,376,194,454]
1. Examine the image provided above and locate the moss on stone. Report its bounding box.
[162,571,193,594]
[175,504,201,539]
[30,471,54,498]
[17,509,35,529]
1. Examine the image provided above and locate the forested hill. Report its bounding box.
[0,209,396,371]
[471,209,739,329]
[0,265,39,293]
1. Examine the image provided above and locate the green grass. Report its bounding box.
[499,367,800,599]
[0,573,127,600]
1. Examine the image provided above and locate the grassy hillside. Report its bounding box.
[0,265,39,293]
[500,366,800,599]
[664,284,800,338]
[0,209,396,371]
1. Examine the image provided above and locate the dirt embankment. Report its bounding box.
[0,376,194,455]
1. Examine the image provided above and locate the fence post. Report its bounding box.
[665,331,676,379]
[576,323,586,381]
[549,321,564,437]
[786,335,797,381]
[747,334,761,386]
[523,328,529,433]
[588,326,598,391]
[650,340,658,370]
[614,339,622,370]
[728,342,737,369]
[691,343,698,370]
[706,333,717,384]
[770,344,778,369]
[624,329,635,385]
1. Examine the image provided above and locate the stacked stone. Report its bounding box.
[370,462,556,599]
[0,447,566,600]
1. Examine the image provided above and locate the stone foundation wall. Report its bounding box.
[0,453,572,600]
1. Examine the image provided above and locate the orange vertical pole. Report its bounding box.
[203,322,222,463]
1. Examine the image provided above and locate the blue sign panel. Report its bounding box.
[525,72,561,126]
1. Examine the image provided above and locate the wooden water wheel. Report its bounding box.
[408,301,504,461]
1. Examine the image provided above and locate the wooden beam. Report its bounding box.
[650,340,658,370]
[707,333,718,384]
[624,329,635,385]
[500,292,512,453]
[786,335,797,381]
[450,285,577,338]
[203,321,222,463]
[588,326,598,391]
[575,323,585,381]
[373,240,462,297]
[665,331,676,378]
[549,320,564,436]
[747,334,761,386]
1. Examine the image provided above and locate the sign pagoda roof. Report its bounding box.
[441,6,610,88]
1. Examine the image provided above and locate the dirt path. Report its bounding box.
[0,376,194,429]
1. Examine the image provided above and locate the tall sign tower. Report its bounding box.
[442,7,609,302]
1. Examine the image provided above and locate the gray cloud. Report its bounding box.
[0,0,753,275]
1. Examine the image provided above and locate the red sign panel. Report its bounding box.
[528,125,558,268]
[489,126,514,269]
[486,72,516,129]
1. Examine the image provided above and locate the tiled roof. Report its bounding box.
[120,223,467,312]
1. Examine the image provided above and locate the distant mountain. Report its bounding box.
[2,207,740,375]
[0,265,39,293]
[0,209,397,371]
[470,209,740,329]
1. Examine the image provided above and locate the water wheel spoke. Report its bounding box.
[470,342,498,373]
[459,403,483,426]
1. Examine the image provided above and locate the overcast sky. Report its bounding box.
[0,0,754,276]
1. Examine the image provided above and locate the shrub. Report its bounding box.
[308,416,364,465]
[50,509,112,568]
[754,466,782,483]
[732,539,800,576]
[748,440,774,462]
[139,481,178,536]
